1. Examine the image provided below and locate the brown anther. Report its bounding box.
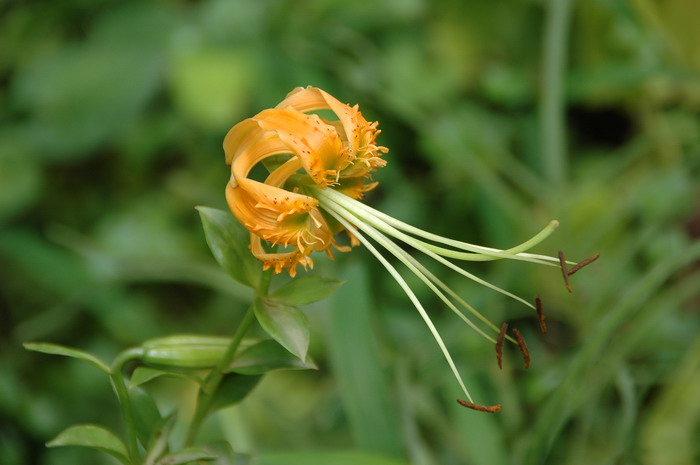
[535,296,547,333]
[558,250,573,293]
[513,328,531,369]
[496,322,508,369]
[567,253,600,276]
[456,399,502,413]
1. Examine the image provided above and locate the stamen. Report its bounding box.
[567,253,600,276]
[535,296,547,333]
[456,399,502,413]
[496,322,508,369]
[325,209,476,403]
[318,191,536,310]
[512,329,530,368]
[319,187,565,265]
[558,250,573,293]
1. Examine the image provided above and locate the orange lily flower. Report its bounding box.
[224,86,386,276]
[223,87,597,409]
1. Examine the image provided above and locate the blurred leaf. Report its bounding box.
[226,339,317,375]
[11,3,175,158]
[23,342,110,374]
[208,374,261,413]
[252,451,410,465]
[253,298,310,361]
[197,207,261,289]
[269,276,344,306]
[47,424,129,464]
[130,367,202,388]
[130,386,163,448]
[155,448,217,465]
[0,134,40,223]
[327,262,404,458]
[169,48,254,130]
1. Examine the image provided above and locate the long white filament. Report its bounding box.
[324,208,476,403]
[319,187,567,265]
[318,189,536,310]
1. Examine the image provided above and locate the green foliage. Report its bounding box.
[197,207,262,289]
[269,276,344,306]
[47,424,129,464]
[253,298,310,361]
[23,342,110,374]
[4,0,700,464]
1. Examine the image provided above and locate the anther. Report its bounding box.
[512,329,530,369]
[558,250,573,293]
[535,296,547,333]
[567,253,600,276]
[456,399,502,413]
[496,322,508,369]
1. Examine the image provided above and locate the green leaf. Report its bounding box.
[47,424,129,464]
[209,373,261,413]
[253,298,310,361]
[129,386,163,448]
[130,366,202,388]
[155,448,217,464]
[23,342,110,374]
[327,263,404,457]
[252,451,410,465]
[143,414,176,465]
[226,339,317,375]
[269,276,344,306]
[196,207,261,289]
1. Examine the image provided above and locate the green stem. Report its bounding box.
[540,0,574,186]
[185,271,271,446]
[110,348,145,464]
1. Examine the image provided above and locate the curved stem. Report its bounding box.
[110,348,145,464]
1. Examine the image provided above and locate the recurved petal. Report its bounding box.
[249,234,313,277]
[253,108,351,187]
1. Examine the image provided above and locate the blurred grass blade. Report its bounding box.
[23,342,110,374]
[327,262,405,458]
[47,424,129,464]
[252,450,411,465]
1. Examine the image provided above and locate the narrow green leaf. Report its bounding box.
[327,263,404,457]
[269,276,344,306]
[252,451,410,465]
[23,342,110,374]
[208,373,261,413]
[144,414,176,465]
[155,448,217,464]
[226,339,317,375]
[130,386,163,448]
[196,207,261,289]
[47,424,129,464]
[253,298,310,361]
[130,366,202,388]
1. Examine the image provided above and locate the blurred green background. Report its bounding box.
[2,0,699,464]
